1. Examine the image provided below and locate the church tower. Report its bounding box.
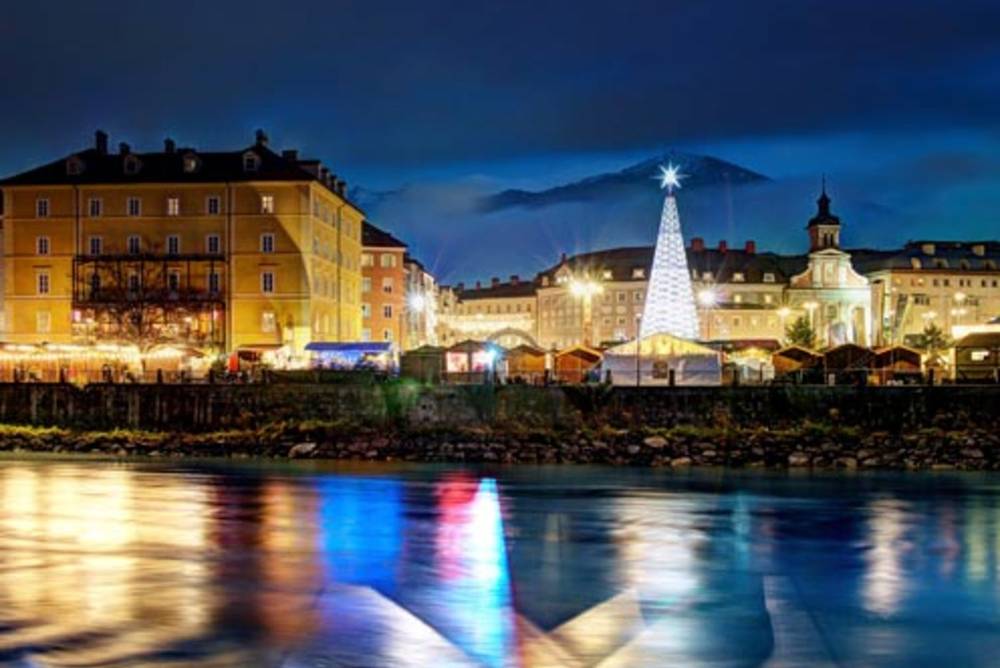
[807,179,841,251]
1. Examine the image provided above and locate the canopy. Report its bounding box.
[305,342,393,354]
[602,333,721,386]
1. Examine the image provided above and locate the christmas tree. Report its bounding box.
[639,164,700,340]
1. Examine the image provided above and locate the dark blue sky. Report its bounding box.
[2,1,999,279]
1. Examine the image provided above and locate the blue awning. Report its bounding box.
[305,341,393,354]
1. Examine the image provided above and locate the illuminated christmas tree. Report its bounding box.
[639,164,699,340]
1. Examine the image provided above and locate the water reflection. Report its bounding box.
[0,461,998,666]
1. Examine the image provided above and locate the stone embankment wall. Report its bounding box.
[0,382,997,432]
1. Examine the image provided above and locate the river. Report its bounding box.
[0,457,997,667]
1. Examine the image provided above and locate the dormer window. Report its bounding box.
[124,155,141,175]
[243,152,260,172]
[183,153,200,173]
[632,268,645,279]
[732,272,745,282]
[702,271,713,281]
[66,156,84,175]
[763,273,776,283]
[602,270,613,280]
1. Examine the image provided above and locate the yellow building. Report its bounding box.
[0,130,364,359]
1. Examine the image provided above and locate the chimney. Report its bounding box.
[691,237,705,252]
[95,130,109,154]
[282,149,299,161]
[560,252,567,263]
[475,281,482,290]
[456,282,465,291]
[254,129,269,146]
[491,277,500,287]
[118,142,130,155]
[319,167,329,184]
[744,240,756,255]
[336,179,346,196]
[164,138,176,153]
[718,240,728,253]
[510,275,519,285]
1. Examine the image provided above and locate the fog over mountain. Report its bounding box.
[352,152,908,284]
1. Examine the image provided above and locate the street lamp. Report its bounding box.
[569,277,603,346]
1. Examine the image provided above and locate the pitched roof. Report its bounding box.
[362,221,407,249]
[850,241,1000,273]
[0,132,364,212]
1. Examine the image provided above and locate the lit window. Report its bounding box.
[127,235,141,254]
[382,277,393,293]
[36,311,51,333]
[362,303,371,318]
[734,294,743,303]
[244,153,259,172]
[763,273,776,283]
[703,271,713,281]
[127,197,142,217]
[166,235,180,255]
[88,198,103,217]
[632,268,645,279]
[206,234,220,254]
[36,198,50,217]
[36,236,50,256]
[260,194,274,214]
[88,236,102,256]
[183,154,200,173]
[166,197,180,216]
[361,253,374,267]
[261,311,276,333]
[732,272,745,282]
[260,233,275,253]
[971,350,990,362]
[602,270,613,279]
[764,294,773,304]
[380,253,397,268]
[361,328,371,342]
[37,272,50,295]
[362,277,371,293]
[206,196,221,215]
[261,271,275,293]
[383,305,392,318]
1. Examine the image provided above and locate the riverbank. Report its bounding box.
[0,421,997,470]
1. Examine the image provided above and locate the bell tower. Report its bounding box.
[807,178,841,251]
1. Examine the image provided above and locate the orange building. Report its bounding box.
[361,222,407,347]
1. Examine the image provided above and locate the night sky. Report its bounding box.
[2,1,999,280]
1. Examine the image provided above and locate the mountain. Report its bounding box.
[479,152,769,212]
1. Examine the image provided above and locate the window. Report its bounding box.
[382,277,393,293]
[183,154,200,173]
[914,294,931,305]
[703,271,713,281]
[361,328,371,342]
[383,305,393,318]
[167,270,181,292]
[362,277,372,293]
[209,271,221,294]
[90,273,100,295]
[260,233,275,253]
[383,329,392,341]
[124,156,141,174]
[763,273,776,283]
[206,196,221,215]
[127,197,142,217]
[127,235,141,254]
[88,198,103,217]
[734,294,743,304]
[88,236,103,256]
[36,311,51,334]
[764,294,773,304]
[128,272,141,294]
[971,350,990,362]
[732,272,745,282]
[617,291,626,303]
[36,236,50,256]
[261,311,276,333]
[206,234,220,254]
[632,268,645,279]
[380,253,397,268]
[36,198,50,217]
[260,194,274,214]
[166,235,180,255]
[37,272,50,295]
[261,271,275,294]
[243,153,259,172]
[361,303,371,318]
[361,253,374,267]
[166,197,180,216]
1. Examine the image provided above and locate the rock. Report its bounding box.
[670,457,692,468]
[788,452,810,467]
[836,457,858,470]
[961,448,984,459]
[289,442,317,458]
[627,445,641,455]
[643,436,667,449]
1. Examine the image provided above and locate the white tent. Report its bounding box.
[602,334,722,386]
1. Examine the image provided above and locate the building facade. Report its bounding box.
[360,222,407,346]
[0,130,364,355]
[436,277,537,348]
[403,255,439,349]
